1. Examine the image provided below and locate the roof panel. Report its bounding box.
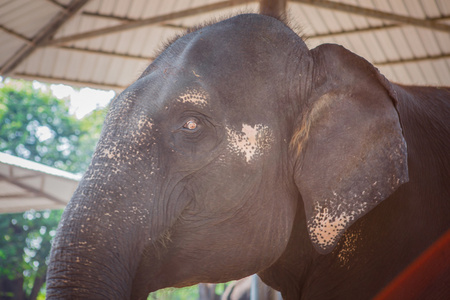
[288,3,318,36]
[102,56,126,84]
[126,0,148,19]
[112,0,133,18]
[388,28,415,60]
[436,0,450,15]
[328,9,357,31]
[0,35,24,67]
[373,30,401,62]
[360,32,387,62]
[52,49,72,78]
[404,62,427,85]
[415,28,443,56]
[344,33,374,62]
[401,27,428,58]
[0,197,61,214]
[348,13,370,29]
[417,60,440,85]
[316,8,343,33]
[405,0,427,19]
[91,55,115,82]
[434,30,450,53]
[432,59,450,86]
[6,1,61,39]
[379,64,411,84]
[0,181,26,195]
[97,32,121,53]
[139,0,164,19]
[93,0,116,15]
[420,0,441,18]
[299,6,329,35]
[77,55,98,82]
[0,0,30,21]
[372,0,393,13]
[14,47,45,75]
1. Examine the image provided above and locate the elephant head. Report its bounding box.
[47,14,408,299]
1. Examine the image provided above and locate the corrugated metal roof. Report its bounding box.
[1,0,449,91]
[0,153,80,213]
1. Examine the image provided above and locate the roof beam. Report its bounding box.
[0,25,32,43]
[0,194,35,200]
[0,174,67,206]
[0,0,90,77]
[81,11,136,23]
[291,0,450,33]
[42,0,256,47]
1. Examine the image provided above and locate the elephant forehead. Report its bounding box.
[226,123,274,163]
[176,88,208,107]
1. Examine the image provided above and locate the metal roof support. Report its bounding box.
[291,0,450,33]
[0,25,31,44]
[0,174,67,206]
[260,0,287,16]
[0,0,91,77]
[42,0,257,47]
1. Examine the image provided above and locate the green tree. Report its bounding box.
[0,79,108,300]
[0,79,106,174]
[0,210,62,300]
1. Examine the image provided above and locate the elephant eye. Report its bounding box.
[183,119,198,131]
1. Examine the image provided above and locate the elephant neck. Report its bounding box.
[258,195,317,299]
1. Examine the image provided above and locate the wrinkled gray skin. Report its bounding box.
[47,14,450,300]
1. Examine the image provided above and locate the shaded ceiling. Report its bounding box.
[1,0,449,93]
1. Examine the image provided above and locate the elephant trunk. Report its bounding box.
[46,153,159,299]
[46,188,145,299]
[47,88,175,298]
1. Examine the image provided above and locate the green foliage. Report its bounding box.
[0,79,109,300]
[148,286,199,300]
[0,79,106,175]
[148,283,229,300]
[0,210,62,300]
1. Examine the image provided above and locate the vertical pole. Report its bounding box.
[259,0,287,17]
[250,274,259,300]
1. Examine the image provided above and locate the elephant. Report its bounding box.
[46,14,450,300]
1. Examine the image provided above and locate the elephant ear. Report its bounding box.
[292,44,409,254]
